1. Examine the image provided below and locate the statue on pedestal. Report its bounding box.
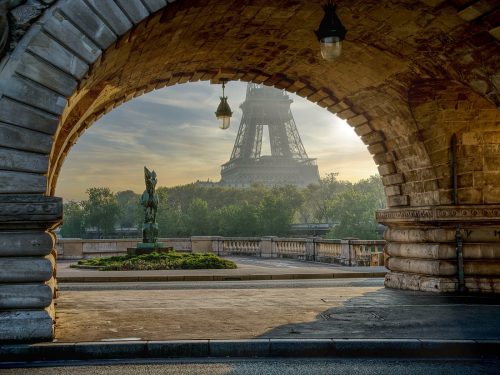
[128,167,170,255]
[141,166,159,244]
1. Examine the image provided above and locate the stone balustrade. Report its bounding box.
[57,236,386,267]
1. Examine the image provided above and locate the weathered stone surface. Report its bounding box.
[0,310,53,341]
[385,227,500,243]
[0,75,66,115]
[0,231,54,257]
[115,0,150,24]
[85,0,132,36]
[387,195,409,207]
[0,284,52,309]
[466,277,500,293]
[0,147,48,173]
[387,257,456,276]
[43,12,101,64]
[27,32,89,79]
[464,260,500,276]
[142,0,168,13]
[382,174,404,186]
[385,185,401,196]
[385,272,458,293]
[0,256,53,282]
[0,98,58,135]
[378,163,396,176]
[59,1,116,49]
[0,122,52,154]
[0,195,62,228]
[0,171,46,194]
[377,205,500,226]
[386,243,456,259]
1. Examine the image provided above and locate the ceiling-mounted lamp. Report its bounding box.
[315,0,347,61]
[215,80,233,130]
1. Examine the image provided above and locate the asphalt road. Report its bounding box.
[1,358,499,374]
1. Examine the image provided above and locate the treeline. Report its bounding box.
[60,174,386,240]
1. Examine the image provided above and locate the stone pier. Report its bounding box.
[378,205,500,293]
[0,195,62,341]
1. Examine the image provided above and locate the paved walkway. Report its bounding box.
[57,257,387,282]
[53,278,500,343]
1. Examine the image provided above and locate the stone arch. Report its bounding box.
[0,0,499,342]
[1,0,461,208]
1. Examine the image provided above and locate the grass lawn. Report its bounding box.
[72,251,237,271]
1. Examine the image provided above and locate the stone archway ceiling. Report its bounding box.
[0,0,498,208]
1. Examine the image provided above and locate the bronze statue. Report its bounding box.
[141,166,159,244]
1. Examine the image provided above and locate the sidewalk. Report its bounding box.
[2,267,500,363]
[57,256,388,282]
[2,279,499,362]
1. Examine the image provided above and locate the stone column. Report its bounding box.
[0,195,62,341]
[377,205,500,293]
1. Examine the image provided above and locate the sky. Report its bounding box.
[56,81,378,201]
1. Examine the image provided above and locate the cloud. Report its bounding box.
[56,81,377,200]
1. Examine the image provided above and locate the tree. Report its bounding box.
[301,172,350,223]
[216,202,260,236]
[325,175,386,240]
[115,190,141,229]
[60,201,84,238]
[258,193,295,236]
[81,187,120,238]
[184,198,212,235]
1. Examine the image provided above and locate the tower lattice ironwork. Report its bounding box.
[220,84,320,187]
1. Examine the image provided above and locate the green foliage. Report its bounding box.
[60,201,84,238]
[216,202,259,236]
[59,174,386,239]
[258,189,298,236]
[73,251,237,271]
[325,175,386,240]
[81,187,121,237]
[116,190,142,228]
[185,198,212,235]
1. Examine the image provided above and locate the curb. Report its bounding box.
[1,339,498,363]
[57,272,387,283]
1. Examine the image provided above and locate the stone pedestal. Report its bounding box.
[0,195,62,341]
[377,205,500,293]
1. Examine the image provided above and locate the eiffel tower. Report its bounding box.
[220,84,320,187]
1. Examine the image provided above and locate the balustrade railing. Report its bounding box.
[221,238,261,256]
[57,237,386,266]
[315,239,342,259]
[275,238,307,260]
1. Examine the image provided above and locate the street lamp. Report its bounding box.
[215,80,232,129]
[315,1,347,61]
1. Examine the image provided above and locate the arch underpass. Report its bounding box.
[0,0,498,341]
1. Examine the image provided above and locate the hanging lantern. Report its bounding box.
[315,1,347,61]
[215,81,233,129]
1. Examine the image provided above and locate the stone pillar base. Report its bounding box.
[0,195,62,342]
[377,205,500,294]
[385,272,500,293]
[0,307,54,342]
[384,271,458,293]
